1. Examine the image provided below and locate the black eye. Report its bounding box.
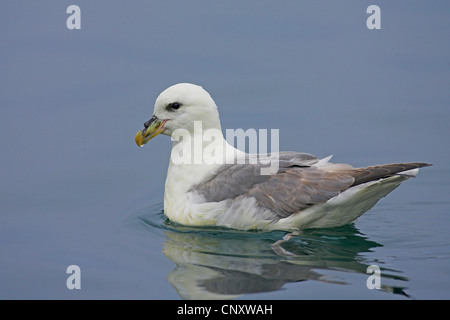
[167,102,182,111]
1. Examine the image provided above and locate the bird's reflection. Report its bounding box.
[137,206,409,299]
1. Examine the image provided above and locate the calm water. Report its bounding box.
[1,1,449,299]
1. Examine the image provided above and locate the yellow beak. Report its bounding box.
[135,116,165,147]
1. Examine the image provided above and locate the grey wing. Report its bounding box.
[248,162,431,218]
[191,152,319,203]
[246,166,355,218]
[191,155,431,220]
[191,152,355,219]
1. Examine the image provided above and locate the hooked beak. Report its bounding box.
[135,115,167,147]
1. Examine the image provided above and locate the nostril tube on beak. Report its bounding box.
[144,115,158,128]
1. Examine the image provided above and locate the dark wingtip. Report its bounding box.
[350,162,432,187]
[416,162,432,168]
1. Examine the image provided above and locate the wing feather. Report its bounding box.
[191,156,431,220]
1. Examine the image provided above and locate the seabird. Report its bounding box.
[135,83,430,231]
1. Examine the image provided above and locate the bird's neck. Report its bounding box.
[165,128,243,194]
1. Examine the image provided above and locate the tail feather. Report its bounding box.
[349,162,431,187]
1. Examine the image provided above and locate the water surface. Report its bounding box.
[0,1,449,299]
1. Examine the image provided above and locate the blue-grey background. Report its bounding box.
[0,1,448,299]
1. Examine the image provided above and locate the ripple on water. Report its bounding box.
[125,202,412,299]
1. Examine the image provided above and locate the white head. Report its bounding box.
[135,83,222,146]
